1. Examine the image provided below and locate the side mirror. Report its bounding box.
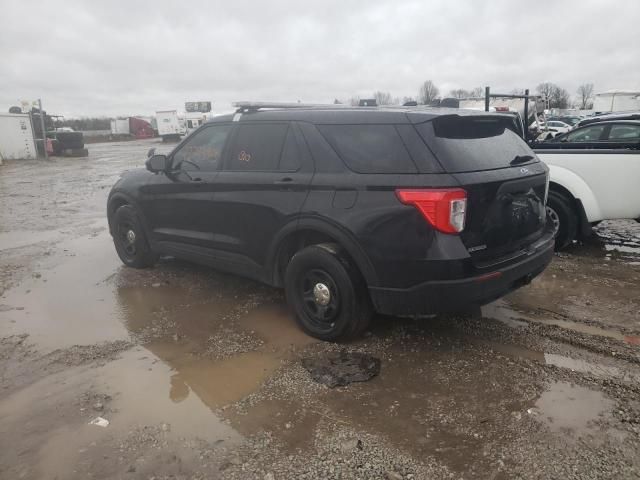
[146,154,168,173]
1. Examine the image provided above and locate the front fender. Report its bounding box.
[548,164,602,222]
[106,191,151,237]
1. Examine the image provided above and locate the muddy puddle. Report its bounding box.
[533,381,614,436]
[0,229,130,349]
[0,348,242,479]
[484,300,639,344]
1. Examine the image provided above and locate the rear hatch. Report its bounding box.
[415,114,549,267]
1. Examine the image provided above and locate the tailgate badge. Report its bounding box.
[468,244,487,253]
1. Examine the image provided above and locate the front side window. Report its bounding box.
[607,124,640,141]
[227,123,289,171]
[172,124,232,171]
[565,125,606,142]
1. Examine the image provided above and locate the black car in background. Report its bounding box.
[107,104,555,340]
[577,111,640,127]
[536,120,640,149]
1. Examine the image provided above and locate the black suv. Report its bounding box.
[108,104,555,340]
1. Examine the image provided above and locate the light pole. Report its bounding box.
[38,98,48,160]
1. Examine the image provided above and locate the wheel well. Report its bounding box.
[107,197,130,231]
[549,182,575,203]
[549,182,591,238]
[272,229,357,288]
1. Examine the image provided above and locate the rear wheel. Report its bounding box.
[112,205,158,268]
[546,190,578,250]
[284,243,372,341]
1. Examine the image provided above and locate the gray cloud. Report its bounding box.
[1,0,638,117]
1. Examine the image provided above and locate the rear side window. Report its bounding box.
[565,124,606,142]
[607,124,640,141]
[415,116,534,173]
[227,123,289,171]
[317,124,418,173]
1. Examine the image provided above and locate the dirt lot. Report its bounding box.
[1,139,640,480]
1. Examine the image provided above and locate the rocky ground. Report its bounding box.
[1,139,639,479]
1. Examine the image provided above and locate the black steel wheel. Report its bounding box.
[285,243,372,341]
[299,268,341,333]
[111,205,158,268]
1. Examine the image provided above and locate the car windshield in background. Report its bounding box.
[415,116,536,173]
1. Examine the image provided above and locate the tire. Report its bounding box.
[56,132,84,149]
[284,243,372,341]
[546,190,578,250]
[111,205,158,268]
[52,139,64,155]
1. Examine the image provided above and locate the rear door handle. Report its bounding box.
[273,177,293,185]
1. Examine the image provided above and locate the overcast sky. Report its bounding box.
[1,0,638,118]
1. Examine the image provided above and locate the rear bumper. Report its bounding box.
[369,232,554,316]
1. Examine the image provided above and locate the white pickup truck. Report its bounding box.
[534,120,640,249]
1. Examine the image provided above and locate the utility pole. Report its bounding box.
[38,98,48,160]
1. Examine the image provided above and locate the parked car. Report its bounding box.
[545,120,572,134]
[542,120,640,146]
[577,111,640,127]
[108,104,555,340]
[547,116,582,127]
[534,120,640,248]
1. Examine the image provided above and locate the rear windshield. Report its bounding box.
[415,116,536,173]
[317,124,418,173]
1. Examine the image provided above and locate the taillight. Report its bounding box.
[396,188,467,234]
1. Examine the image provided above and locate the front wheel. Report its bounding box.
[546,190,578,250]
[112,205,158,268]
[284,243,372,341]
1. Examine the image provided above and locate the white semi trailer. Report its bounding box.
[0,113,37,163]
[155,110,186,141]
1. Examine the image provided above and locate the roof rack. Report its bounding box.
[231,101,364,113]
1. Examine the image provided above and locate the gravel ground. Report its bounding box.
[1,140,639,479]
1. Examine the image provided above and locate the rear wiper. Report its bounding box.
[510,155,534,165]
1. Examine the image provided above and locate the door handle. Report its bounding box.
[273,177,293,185]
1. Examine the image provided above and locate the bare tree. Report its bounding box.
[418,80,439,105]
[551,87,571,109]
[577,83,594,109]
[348,96,360,106]
[536,82,555,102]
[470,87,484,98]
[449,89,471,99]
[536,82,571,109]
[373,91,393,105]
[333,98,342,104]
